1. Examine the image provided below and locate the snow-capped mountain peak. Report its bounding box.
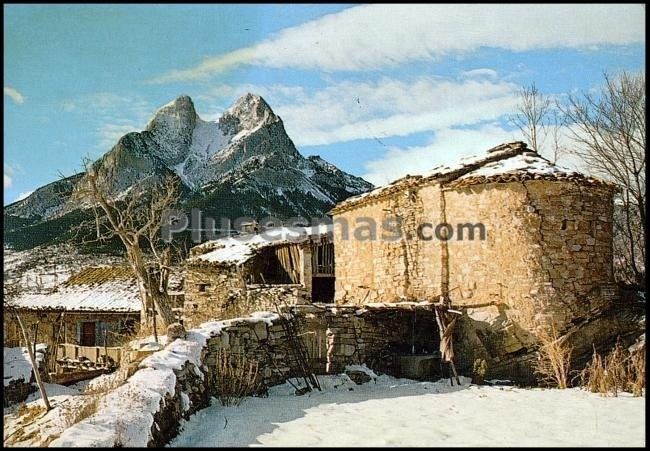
[4,93,374,247]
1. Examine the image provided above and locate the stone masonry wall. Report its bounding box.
[183,263,309,328]
[155,304,443,444]
[333,179,616,368]
[51,305,443,447]
[445,181,615,353]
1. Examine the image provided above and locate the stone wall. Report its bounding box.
[196,304,441,388]
[183,264,309,328]
[147,359,211,447]
[333,179,616,372]
[51,304,445,447]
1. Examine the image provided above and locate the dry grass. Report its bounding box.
[15,402,46,422]
[213,348,260,406]
[83,371,127,395]
[472,358,488,385]
[533,325,572,389]
[60,395,101,426]
[579,340,645,397]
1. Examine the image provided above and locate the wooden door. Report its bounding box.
[81,322,96,346]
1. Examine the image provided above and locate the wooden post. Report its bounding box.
[16,313,51,411]
[32,322,39,358]
[103,328,108,367]
[152,307,158,344]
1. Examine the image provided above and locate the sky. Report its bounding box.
[3,4,646,205]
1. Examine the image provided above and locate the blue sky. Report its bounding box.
[3,4,645,204]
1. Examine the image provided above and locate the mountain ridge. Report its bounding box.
[4,93,373,250]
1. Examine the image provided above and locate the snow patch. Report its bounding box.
[3,344,47,387]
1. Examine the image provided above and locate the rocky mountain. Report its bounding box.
[4,93,373,250]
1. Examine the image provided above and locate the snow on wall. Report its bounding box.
[50,312,279,448]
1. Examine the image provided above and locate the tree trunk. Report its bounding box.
[16,313,51,411]
[125,245,174,332]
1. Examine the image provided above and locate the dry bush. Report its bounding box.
[213,348,260,406]
[83,372,127,395]
[472,358,488,385]
[58,395,101,427]
[629,350,646,396]
[579,340,646,397]
[15,402,46,422]
[533,326,572,389]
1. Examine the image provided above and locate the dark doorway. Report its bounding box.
[312,276,335,303]
[81,322,96,346]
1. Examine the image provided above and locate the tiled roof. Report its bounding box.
[330,141,615,214]
[7,266,141,313]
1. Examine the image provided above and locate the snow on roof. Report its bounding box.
[7,266,141,313]
[457,151,574,179]
[189,224,333,266]
[331,141,614,213]
[4,344,47,387]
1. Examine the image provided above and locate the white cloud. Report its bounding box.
[461,69,499,80]
[153,4,645,82]
[212,76,520,147]
[14,190,33,202]
[4,86,25,104]
[60,92,151,119]
[60,92,152,150]
[4,173,12,188]
[361,124,519,186]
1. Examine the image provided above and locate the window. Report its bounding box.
[197,283,211,293]
[312,242,334,276]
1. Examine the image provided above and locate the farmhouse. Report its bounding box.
[183,225,334,327]
[4,266,142,349]
[329,141,620,374]
[179,141,631,382]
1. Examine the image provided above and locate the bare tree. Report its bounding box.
[547,109,566,165]
[560,72,646,286]
[73,161,182,335]
[3,289,51,411]
[511,83,552,155]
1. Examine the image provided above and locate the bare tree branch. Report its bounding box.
[559,71,646,286]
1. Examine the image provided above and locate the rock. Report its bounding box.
[167,323,187,341]
[345,369,372,385]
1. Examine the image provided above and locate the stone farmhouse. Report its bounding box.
[183,225,334,327]
[4,266,142,349]
[179,141,624,382]
[329,141,620,375]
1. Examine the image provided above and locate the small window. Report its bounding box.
[197,283,211,293]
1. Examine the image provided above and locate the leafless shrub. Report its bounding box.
[472,358,488,385]
[213,349,260,406]
[83,372,127,395]
[533,326,572,389]
[629,349,646,396]
[15,402,46,421]
[579,340,646,397]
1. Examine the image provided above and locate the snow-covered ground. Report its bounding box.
[3,374,125,447]
[4,382,90,447]
[3,344,47,387]
[170,371,645,447]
